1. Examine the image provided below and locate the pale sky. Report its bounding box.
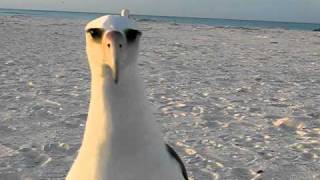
[0,0,320,23]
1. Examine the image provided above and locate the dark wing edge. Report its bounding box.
[165,144,189,180]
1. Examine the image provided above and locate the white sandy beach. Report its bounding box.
[0,15,320,179]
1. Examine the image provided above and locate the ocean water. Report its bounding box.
[1,8,320,31]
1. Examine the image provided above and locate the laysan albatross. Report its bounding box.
[66,9,188,180]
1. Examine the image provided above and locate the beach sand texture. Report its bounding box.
[0,16,320,180]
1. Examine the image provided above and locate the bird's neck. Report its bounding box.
[82,64,148,149]
[75,65,162,178]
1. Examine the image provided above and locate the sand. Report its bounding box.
[0,15,320,180]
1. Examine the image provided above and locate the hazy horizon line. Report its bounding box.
[1,7,320,25]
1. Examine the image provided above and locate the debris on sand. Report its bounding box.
[272,117,305,130]
[185,148,197,155]
[0,144,17,158]
[313,28,320,32]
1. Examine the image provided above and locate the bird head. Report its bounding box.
[85,9,142,84]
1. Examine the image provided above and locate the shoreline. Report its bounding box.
[1,8,320,31]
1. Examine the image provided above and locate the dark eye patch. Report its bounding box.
[86,28,104,40]
[124,29,142,43]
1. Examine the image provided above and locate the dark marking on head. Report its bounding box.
[165,144,189,180]
[124,29,142,43]
[87,28,104,41]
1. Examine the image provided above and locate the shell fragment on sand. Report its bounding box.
[0,144,17,158]
[272,117,305,130]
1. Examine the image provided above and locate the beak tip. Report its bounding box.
[114,73,119,84]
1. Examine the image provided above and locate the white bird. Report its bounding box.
[66,9,188,180]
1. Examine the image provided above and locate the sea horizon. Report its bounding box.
[1,8,320,31]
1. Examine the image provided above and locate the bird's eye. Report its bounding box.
[119,44,122,48]
[125,29,142,43]
[107,43,111,48]
[87,28,104,40]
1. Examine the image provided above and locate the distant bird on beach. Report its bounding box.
[66,9,188,180]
